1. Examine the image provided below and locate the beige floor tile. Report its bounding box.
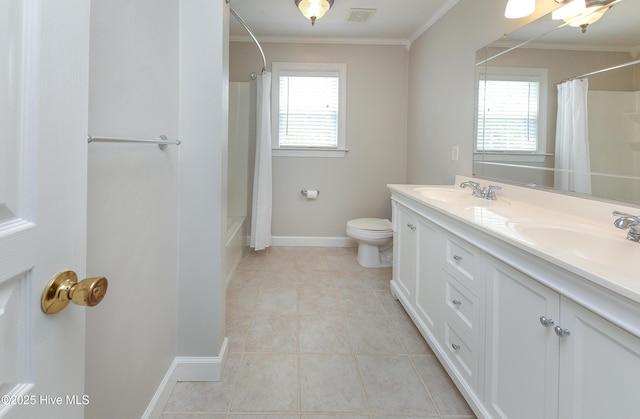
[374,291,410,319]
[339,289,385,316]
[389,316,435,356]
[411,355,475,417]
[300,354,367,413]
[356,355,438,416]
[229,415,299,419]
[245,315,298,352]
[346,316,404,355]
[165,247,475,418]
[298,270,338,288]
[333,271,374,290]
[161,414,227,419]
[303,414,370,418]
[255,288,297,315]
[298,287,343,315]
[227,287,259,316]
[260,270,300,288]
[163,354,241,412]
[299,315,351,354]
[231,353,298,412]
[225,313,253,352]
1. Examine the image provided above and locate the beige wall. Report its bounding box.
[230,42,409,239]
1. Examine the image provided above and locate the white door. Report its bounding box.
[0,1,91,418]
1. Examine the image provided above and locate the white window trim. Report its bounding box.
[475,66,549,162]
[271,62,348,158]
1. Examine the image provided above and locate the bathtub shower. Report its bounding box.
[225,81,256,284]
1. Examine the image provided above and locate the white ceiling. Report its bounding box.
[227,0,459,45]
[228,0,639,53]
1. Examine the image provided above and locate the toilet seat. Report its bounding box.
[346,218,393,243]
[347,218,392,232]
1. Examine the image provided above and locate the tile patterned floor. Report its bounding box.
[161,247,476,419]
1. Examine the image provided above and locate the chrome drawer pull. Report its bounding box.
[554,326,571,338]
[451,343,461,351]
[539,316,554,328]
[406,223,416,231]
[452,299,462,306]
[453,255,463,261]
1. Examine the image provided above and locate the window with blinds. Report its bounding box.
[278,75,339,148]
[272,62,347,157]
[476,67,547,155]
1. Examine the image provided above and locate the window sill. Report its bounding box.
[272,148,349,158]
[473,152,551,163]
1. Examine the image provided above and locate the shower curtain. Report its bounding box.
[554,78,592,194]
[250,72,272,251]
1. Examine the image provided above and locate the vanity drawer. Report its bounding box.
[442,234,482,293]
[444,320,480,393]
[444,274,480,339]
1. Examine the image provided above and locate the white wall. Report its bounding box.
[177,0,228,366]
[406,0,557,185]
[86,0,179,417]
[230,42,409,241]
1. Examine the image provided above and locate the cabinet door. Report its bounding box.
[558,297,640,419]
[415,218,441,338]
[484,258,560,419]
[392,204,418,303]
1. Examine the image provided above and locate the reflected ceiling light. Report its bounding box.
[295,0,334,26]
[553,0,615,32]
[504,0,536,18]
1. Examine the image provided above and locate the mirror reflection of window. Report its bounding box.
[476,67,548,158]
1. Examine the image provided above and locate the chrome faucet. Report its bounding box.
[460,181,502,200]
[613,211,640,243]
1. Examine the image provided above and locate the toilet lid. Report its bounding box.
[347,218,392,232]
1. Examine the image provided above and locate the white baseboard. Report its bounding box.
[271,236,356,247]
[142,337,229,419]
[245,235,356,248]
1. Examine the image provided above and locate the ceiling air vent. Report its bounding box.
[345,8,377,23]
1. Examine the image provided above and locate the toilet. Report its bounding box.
[346,218,393,268]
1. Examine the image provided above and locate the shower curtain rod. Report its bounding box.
[563,58,640,83]
[226,0,267,74]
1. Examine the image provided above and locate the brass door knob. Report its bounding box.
[41,271,108,314]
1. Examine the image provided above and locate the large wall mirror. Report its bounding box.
[474,0,640,205]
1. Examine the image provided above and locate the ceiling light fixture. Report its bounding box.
[295,0,334,26]
[552,0,615,33]
[504,0,536,18]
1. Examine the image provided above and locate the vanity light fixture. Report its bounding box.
[504,0,536,18]
[295,0,334,26]
[553,0,615,32]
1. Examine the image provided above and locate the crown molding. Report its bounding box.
[229,34,409,47]
[408,0,460,47]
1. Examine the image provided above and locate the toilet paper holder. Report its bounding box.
[301,189,320,197]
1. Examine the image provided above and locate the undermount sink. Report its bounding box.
[506,220,639,270]
[414,187,511,208]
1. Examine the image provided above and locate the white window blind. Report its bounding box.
[278,75,339,148]
[477,79,540,152]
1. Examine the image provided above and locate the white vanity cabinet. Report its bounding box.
[415,217,441,339]
[485,256,640,419]
[484,257,560,419]
[389,187,640,419]
[392,199,485,398]
[558,297,640,419]
[391,203,419,302]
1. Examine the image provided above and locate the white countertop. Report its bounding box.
[388,176,640,304]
